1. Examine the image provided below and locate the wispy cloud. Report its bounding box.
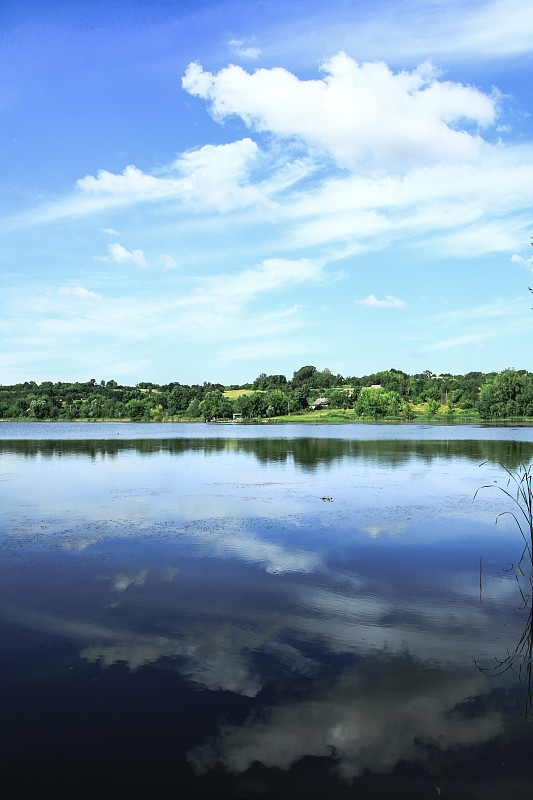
[160,254,178,270]
[433,297,525,324]
[266,0,533,65]
[0,257,326,380]
[355,294,406,309]
[229,38,262,60]
[57,286,102,301]
[428,297,533,351]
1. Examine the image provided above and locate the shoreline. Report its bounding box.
[2,417,533,426]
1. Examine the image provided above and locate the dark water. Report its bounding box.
[2,422,533,799]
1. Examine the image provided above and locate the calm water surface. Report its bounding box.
[2,422,533,798]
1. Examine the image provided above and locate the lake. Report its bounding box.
[2,422,533,798]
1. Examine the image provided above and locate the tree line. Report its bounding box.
[0,366,532,421]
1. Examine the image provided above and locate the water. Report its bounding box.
[2,422,533,798]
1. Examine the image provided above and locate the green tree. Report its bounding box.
[288,386,310,411]
[125,398,149,421]
[477,369,531,418]
[356,389,388,419]
[292,365,317,386]
[185,398,201,418]
[386,391,402,416]
[252,373,287,391]
[28,397,49,419]
[328,389,351,409]
[403,402,416,420]
[248,392,268,417]
[426,398,441,417]
[264,389,288,416]
[199,390,232,421]
[233,394,252,417]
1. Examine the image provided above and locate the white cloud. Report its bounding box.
[172,138,267,211]
[210,257,324,299]
[100,227,119,235]
[6,56,530,274]
[220,335,316,364]
[433,298,524,324]
[74,139,267,214]
[111,569,148,593]
[189,658,503,780]
[0,257,326,378]
[57,286,102,301]
[511,253,533,267]
[182,53,497,170]
[78,164,172,198]
[108,243,148,267]
[209,535,321,574]
[10,605,260,695]
[355,294,406,308]
[265,0,533,66]
[259,158,316,194]
[160,254,178,270]
[182,649,262,697]
[281,145,533,256]
[427,297,533,351]
[448,0,533,58]
[229,38,261,60]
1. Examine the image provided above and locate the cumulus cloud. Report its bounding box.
[76,139,267,213]
[9,54,529,273]
[355,294,406,308]
[182,53,497,170]
[78,165,172,198]
[108,243,148,267]
[188,656,503,780]
[173,138,267,210]
[82,634,261,695]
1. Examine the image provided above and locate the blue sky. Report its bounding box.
[1,0,533,385]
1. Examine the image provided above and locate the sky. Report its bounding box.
[1,0,533,386]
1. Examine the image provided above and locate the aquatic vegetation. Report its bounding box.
[476,462,533,579]
[475,462,533,717]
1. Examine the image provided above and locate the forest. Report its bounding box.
[1,366,533,422]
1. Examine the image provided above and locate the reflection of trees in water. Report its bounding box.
[2,436,533,470]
